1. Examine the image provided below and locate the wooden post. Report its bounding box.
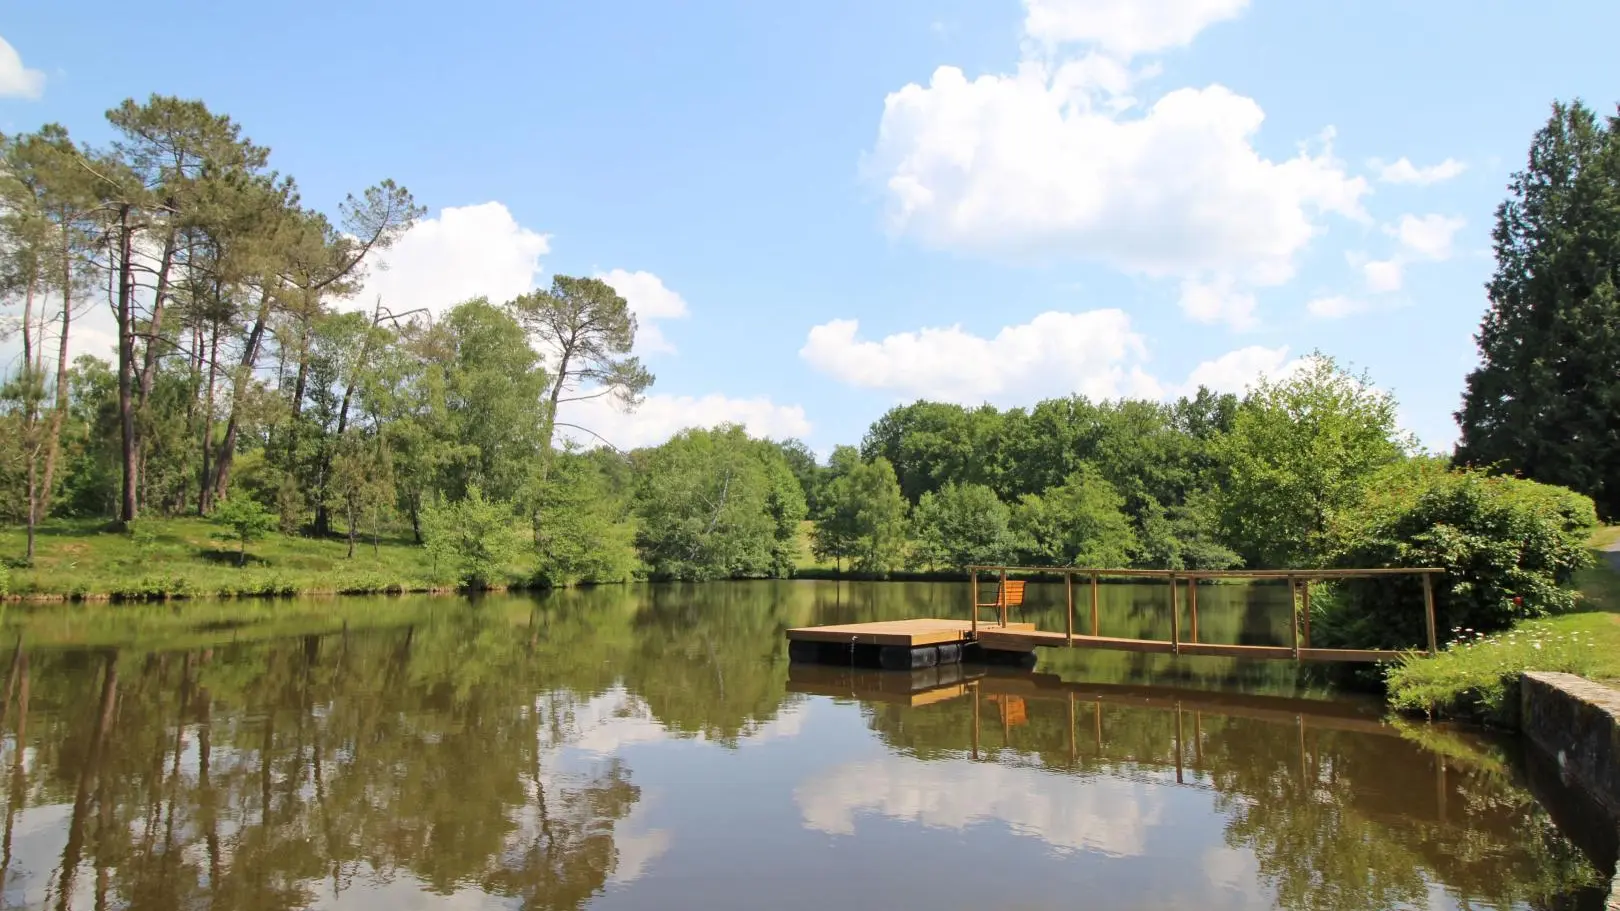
[999,567,1009,628]
[1089,572,1100,637]
[1169,574,1180,656]
[1065,572,1074,647]
[1288,575,1300,660]
[1189,577,1199,644]
[1422,572,1438,656]
[1093,697,1103,752]
[1301,579,1312,649]
[970,569,978,636]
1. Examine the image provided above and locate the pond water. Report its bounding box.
[0,580,1612,910]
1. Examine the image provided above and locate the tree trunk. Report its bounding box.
[198,322,221,516]
[345,503,356,559]
[133,226,178,500]
[115,206,139,525]
[37,242,73,524]
[211,288,274,506]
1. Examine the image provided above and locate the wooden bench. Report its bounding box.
[976,579,1025,627]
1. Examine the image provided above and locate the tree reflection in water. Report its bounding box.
[0,585,1606,911]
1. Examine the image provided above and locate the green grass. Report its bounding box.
[0,517,515,601]
[1386,526,1620,725]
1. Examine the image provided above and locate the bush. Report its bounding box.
[419,485,523,589]
[1317,460,1596,650]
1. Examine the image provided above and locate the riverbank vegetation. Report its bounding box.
[0,94,1616,668]
[1385,526,1620,724]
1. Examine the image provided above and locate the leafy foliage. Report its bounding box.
[1214,354,1410,568]
[419,485,524,589]
[1010,465,1137,567]
[631,426,806,580]
[210,495,277,566]
[908,482,1014,571]
[1317,460,1597,650]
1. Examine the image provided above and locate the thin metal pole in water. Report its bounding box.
[1169,574,1180,656]
[1288,575,1300,661]
[1089,572,1100,637]
[1174,703,1185,784]
[1065,572,1074,647]
[1422,572,1438,656]
[1067,692,1077,765]
[970,570,978,636]
[971,683,981,761]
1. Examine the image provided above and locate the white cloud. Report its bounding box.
[356,202,550,317]
[1359,257,1403,293]
[1022,0,1250,58]
[799,310,1156,406]
[560,393,812,451]
[869,63,1368,296]
[0,36,44,100]
[1178,276,1257,330]
[1305,295,1370,320]
[1385,213,1465,261]
[1179,344,1302,396]
[1373,157,1467,185]
[597,268,689,355]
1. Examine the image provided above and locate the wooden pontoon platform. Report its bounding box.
[786,564,1447,669]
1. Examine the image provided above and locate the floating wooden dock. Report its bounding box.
[786,565,1446,669]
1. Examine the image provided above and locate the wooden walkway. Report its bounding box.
[786,564,1447,665]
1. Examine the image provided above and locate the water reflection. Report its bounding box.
[0,584,1607,910]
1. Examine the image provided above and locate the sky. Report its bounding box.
[4,0,1618,458]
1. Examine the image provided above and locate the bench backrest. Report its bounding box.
[999,579,1026,607]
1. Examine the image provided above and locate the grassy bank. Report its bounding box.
[1386,527,1620,726]
[0,518,519,601]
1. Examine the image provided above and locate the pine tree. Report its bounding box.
[1456,99,1620,518]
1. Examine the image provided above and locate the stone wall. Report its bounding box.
[1519,672,1620,909]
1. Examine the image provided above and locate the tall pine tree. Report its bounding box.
[1455,100,1620,518]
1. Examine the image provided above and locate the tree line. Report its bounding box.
[0,96,1610,635]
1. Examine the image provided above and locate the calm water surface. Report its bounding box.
[0,580,1611,910]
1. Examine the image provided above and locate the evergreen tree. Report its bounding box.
[1456,99,1620,518]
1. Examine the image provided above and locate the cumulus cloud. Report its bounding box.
[1179,276,1258,330]
[356,202,551,317]
[799,309,1314,406]
[1385,213,1465,261]
[1372,157,1467,186]
[1305,295,1371,320]
[0,35,44,99]
[800,310,1156,406]
[560,393,812,451]
[1178,344,1302,396]
[871,65,1367,293]
[1358,257,1403,294]
[596,268,690,355]
[1022,0,1250,58]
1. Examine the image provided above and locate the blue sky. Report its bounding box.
[5,0,1618,457]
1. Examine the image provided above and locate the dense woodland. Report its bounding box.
[0,96,1615,645]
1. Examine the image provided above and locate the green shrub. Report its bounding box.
[1318,460,1596,650]
[0,561,9,597]
[419,485,523,589]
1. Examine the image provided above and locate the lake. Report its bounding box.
[0,580,1612,910]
